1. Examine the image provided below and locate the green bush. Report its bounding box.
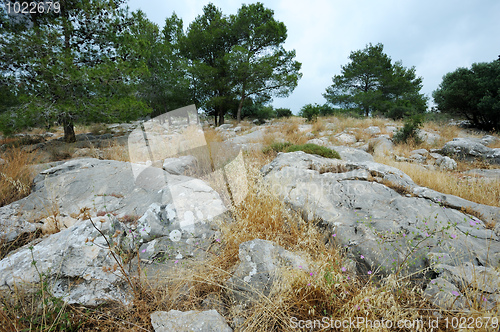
[275,108,293,118]
[262,141,292,154]
[393,115,423,144]
[298,104,320,121]
[286,143,340,159]
[263,142,340,159]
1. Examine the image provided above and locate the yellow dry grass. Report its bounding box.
[0,147,39,207]
[375,155,500,208]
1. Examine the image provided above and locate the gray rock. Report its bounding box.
[433,262,500,294]
[411,149,429,156]
[127,203,221,276]
[0,219,132,306]
[233,126,242,133]
[324,123,336,130]
[440,138,500,164]
[298,124,313,132]
[368,136,394,155]
[1,158,226,253]
[423,278,468,311]
[480,135,500,146]
[385,126,398,133]
[463,169,500,181]
[331,146,374,162]
[227,129,266,144]
[435,156,457,170]
[0,205,39,242]
[429,152,443,159]
[216,124,233,130]
[364,126,381,135]
[409,153,427,163]
[226,239,308,305]
[305,132,315,138]
[0,157,5,165]
[162,155,198,175]
[418,130,441,145]
[261,152,500,279]
[335,133,357,144]
[151,310,232,332]
[306,138,328,147]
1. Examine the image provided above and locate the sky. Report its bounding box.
[126,0,500,114]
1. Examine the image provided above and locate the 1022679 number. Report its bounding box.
[5,1,61,14]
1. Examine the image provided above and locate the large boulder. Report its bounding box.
[0,157,228,306]
[330,146,374,162]
[0,158,226,243]
[261,152,500,284]
[162,155,198,175]
[440,137,500,164]
[226,239,308,305]
[0,219,132,306]
[368,136,394,155]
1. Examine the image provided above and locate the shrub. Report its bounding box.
[275,108,293,118]
[262,141,292,154]
[264,142,340,159]
[286,143,340,159]
[298,103,320,121]
[393,115,423,144]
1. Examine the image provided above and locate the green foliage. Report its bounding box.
[228,3,302,122]
[181,3,301,125]
[286,144,340,159]
[262,141,293,154]
[323,43,427,118]
[233,96,276,121]
[319,104,336,116]
[263,142,340,159]
[131,11,191,117]
[298,103,321,121]
[275,107,293,118]
[0,1,151,141]
[393,115,423,144]
[433,59,500,131]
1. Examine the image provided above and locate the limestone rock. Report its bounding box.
[418,130,441,145]
[151,310,232,332]
[435,156,457,170]
[226,239,308,305]
[0,220,132,306]
[162,155,198,175]
[440,137,500,164]
[261,152,500,278]
[368,136,394,156]
[364,126,381,135]
[423,278,468,311]
[306,138,328,147]
[335,133,357,144]
[331,146,374,162]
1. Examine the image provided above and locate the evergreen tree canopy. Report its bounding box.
[433,60,500,131]
[0,0,150,142]
[323,43,427,118]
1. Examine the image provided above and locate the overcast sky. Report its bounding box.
[127,0,500,114]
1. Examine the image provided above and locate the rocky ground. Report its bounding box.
[1,111,499,331]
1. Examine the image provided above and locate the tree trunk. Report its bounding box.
[62,115,76,143]
[237,95,245,123]
[218,107,224,125]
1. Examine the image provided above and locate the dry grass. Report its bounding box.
[0,147,40,207]
[375,155,500,208]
